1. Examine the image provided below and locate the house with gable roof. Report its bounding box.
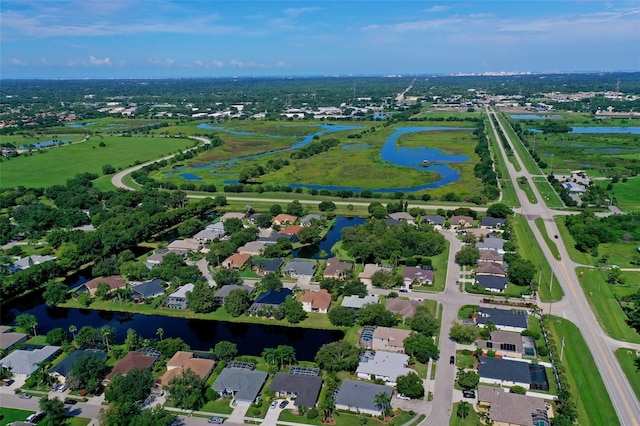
[299,289,332,313]
[334,380,394,416]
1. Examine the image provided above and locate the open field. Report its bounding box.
[532,177,565,209]
[614,348,640,403]
[576,266,640,343]
[605,175,640,211]
[545,315,620,426]
[513,215,563,301]
[498,113,542,175]
[1,135,195,188]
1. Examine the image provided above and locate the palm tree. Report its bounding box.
[320,396,335,422]
[156,328,165,341]
[68,325,77,341]
[16,313,38,337]
[374,392,392,417]
[100,326,114,352]
[457,401,471,419]
[276,345,296,370]
[262,348,277,371]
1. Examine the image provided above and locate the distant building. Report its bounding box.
[11,255,56,272]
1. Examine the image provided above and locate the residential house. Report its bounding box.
[280,225,303,236]
[165,283,195,309]
[476,237,506,255]
[268,372,323,408]
[465,228,494,238]
[167,238,203,255]
[479,250,504,264]
[252,258,284,276]
[385,299,422,319]
[257,233,294,245]
[193,228,225,242]
[104,351,157,383]
[384,218,403,227]
[12,255,56,272]
[130,279,166,302]
[476,307,529,333]
[480,217,506,229]
[450,215,474,228]
[247,213,263,225]
[420,215,445,228]
[300,214,322,226]
[0,346,60,378]
[249,288,293,314]
[478,357,532,389]
[158,351,215,387]
[323,258,353,279]
[475,275,508,293]
[49,350,106,383]
[237,241,267,256]
[403,267,434,287]
[0,326,27,352]
[273,214,298,226]
[220,212,245,222]
[222,253,252,269]
[341,295,379,310]
[334,380,394,416]
[369,327,412,353]
[214,285,252,306]
[475,262,507,277]
[76,276,127,297]
[356,351,412,386]
[477,331,524,358]
[299,289,332,313]
[145,250,169,269]
[389,212,415,225]
[211,364,268,404]
[477,385,551,426]
[283,259,316,278]
[358,264,391,287]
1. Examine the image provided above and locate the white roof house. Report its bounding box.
[356,351,412,386]
[341,295,379,309]
[0,346,60,377]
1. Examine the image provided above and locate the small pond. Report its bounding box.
[292,216,365,259]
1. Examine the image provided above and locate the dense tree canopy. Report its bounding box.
[166,369,207,410]
[315,341,361,372]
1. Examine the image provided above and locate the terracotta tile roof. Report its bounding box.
[281,225,303,235]
[105,351,156,381]
[223,253,252,269]
[274,214,298,224]
[159,351,215,387]
[299,289,332,310]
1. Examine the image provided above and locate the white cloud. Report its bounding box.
[11,58,26,65]
[283,7,321,17]
[147,58,175,67]
[424,5,449,13]
[89,56,111,66]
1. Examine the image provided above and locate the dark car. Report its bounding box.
[279,400,289,409]
[554,235,559,239]
[4,379,14,387]
[462,390,476,399]
[64,398,78,405]
[449,356,455,365]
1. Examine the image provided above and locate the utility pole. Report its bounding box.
[560,336,566,361]
[549,273,554,295]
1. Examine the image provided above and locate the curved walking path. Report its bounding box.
[488,107,640,426]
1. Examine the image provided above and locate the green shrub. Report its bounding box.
[487,350,496,357]
[461,349,471,356]
[307,408,319,419]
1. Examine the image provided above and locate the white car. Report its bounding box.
[397,393,411,400]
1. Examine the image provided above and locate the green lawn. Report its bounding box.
[200,398,234,414]
[278,408,416,425]
[554,217,593,265]
[517,177,538,204]
[486,116,520,207]
[512,215,564,302]
[0,135,196,188]
[501,121,542,175]
[449,403,483,426]
[608,175,640,211]
[615,348,640,403]
[576,266,640,343]
[534,218,561,261]
[544,316,620,426]
[532,177,565,209]
[0,408,33,426]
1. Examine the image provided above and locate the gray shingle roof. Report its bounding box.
[478,357,531,384]
[284,260,316,276]
[131,279,166,299]
[421,215,445,226]
[212,367,267,403]
[0,346,60,376]
[268,373,323,408]
[480,217,506,228]
[215,285,252,300]
[335,380,393,413]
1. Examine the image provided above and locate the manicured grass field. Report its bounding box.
[615,348,640,403]
[513,215,564,302]
[0,408,33,426]
[532,177,565,209]
[534,218,561,261]
[576,266,640,343]
[517,177,538,204]
[199,398,234,414]
[608,175,640,211]
[449,403,483,426]
[544,315,620,426]
[554,217,594,265]
[279,408,416,426]
[0,135,196,188]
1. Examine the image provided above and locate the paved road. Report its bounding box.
[488,108,640,426]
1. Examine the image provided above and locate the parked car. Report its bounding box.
[270,400,278,409]
[279,400,289,409]
[399,289,408,293]
[58,384,67,392]
[207,417,224,424]
[462,390,476,399]
[64,398,78,405]
[450,355,455,365]
[397,393,411,400]
[4,379,14,387]
[19,394,32,399]
[51,383,61,391]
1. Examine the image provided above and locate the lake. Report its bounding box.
[19,139,71,149]
[292,215,366,259]
[510,114,563,120]
[570,127,640,134]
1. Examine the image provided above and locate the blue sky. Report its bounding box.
[1,1,639,79]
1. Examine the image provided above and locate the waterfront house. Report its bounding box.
[0,326,28,352]
[165,283,194,309]
[77,276,127,297]
[280,225,303,236]
[273,214,298,226]
[158,351,215,387]
[389,212,415,225]
[334,380,394,416]
[214,285,252,306]
[130,279,166,302]
[0,346,60,378]
[268,372,323,408]
[249,288,293,314]
[299,289,332,313]
[323,258,353,279]
[212,363,267,404]
[300,214,322,226]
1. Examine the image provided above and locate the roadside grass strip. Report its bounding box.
[532,177,565,209]
[534,218,561,260]
[615,348,640,403]
[545,316,620,426]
